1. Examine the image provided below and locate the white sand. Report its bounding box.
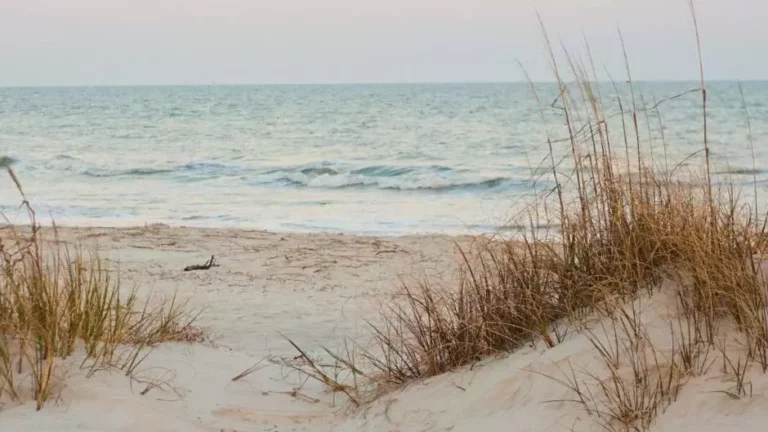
[1,225,767,432]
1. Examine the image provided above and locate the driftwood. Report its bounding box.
[184,255,219,272]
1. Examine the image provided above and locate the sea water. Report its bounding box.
[1,82,766,235]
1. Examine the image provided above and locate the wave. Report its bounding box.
[83,167,175,178]
[297,167,338,176]
[72,159,520,192]
[182,161,243,175]
[713,167,767,176]
[263,162,517,191]
[81,161,241,178]
[279,174,510,191]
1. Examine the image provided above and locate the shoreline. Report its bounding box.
[0,218,494,238]
[16,222,477,244]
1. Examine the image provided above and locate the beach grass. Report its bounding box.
[0,167,200,410]
[283,5,768,430]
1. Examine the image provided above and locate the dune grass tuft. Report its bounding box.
[285,9,768,432]
[0,167,200,410]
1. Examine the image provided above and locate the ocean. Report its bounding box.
[1,82,767,235]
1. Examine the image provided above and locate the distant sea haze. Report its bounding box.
[1,82,767,235]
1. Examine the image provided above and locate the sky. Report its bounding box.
[0,0,765,86]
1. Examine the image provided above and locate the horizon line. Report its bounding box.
[2,78,768,89]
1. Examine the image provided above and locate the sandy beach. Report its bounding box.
[52,225,469,350]
[0,225,473,431]
[3,225,767,432]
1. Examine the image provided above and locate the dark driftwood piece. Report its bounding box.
[184,255,219,272]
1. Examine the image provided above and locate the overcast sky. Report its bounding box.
[0,0,764,86]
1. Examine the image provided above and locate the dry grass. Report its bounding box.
[548,301,687,432]
[359,239,566,384]
[293,8,768,432]
[0,167,200,410]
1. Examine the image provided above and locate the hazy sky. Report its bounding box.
[0,0,764,86]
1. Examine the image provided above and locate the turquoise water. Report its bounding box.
[1,82,767,235]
